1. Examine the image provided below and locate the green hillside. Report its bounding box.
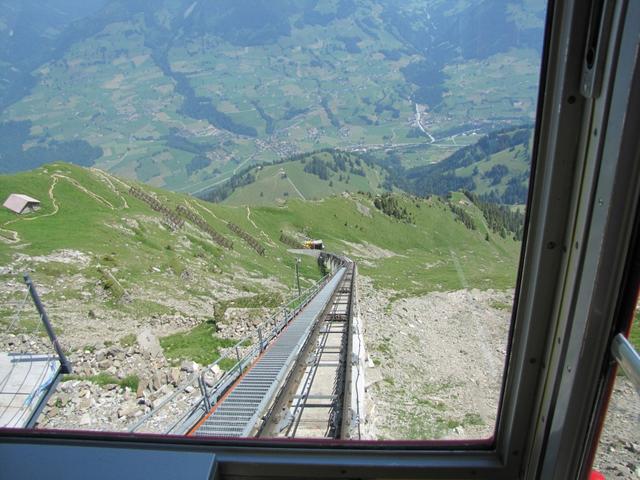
[458,143,531,197]
[220,150,390,206]
[0,162,523,361]
[0,164,322,333]
[1,162,334,273]
[401,126,533,204]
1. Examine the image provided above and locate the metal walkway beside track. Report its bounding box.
[190,267,347,438]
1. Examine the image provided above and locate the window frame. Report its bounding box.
[2,0,640,478]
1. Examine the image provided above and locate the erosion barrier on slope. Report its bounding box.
[279,232,303,249]
[175,204,233,250]
[227,222,265,256]
[128,186,184,231]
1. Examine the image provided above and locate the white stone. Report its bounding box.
[78,414,92,426]
[137,328,164,358]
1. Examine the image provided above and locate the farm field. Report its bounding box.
[0,0,546,192]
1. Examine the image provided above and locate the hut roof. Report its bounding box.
[3,194,40,214]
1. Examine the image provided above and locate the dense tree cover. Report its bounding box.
[379,49,403,61]
[420,127,531,173]
[373,193,413,223]
[200,170,256,203]
[0,70,38,114]
[373,92,401,118]
[448,203,477,231]
[479,175,530,205]
[502,176,529,204]
[179,82,258,138]
[165,129,210,155]
[302,151,368,181]
[400,60,448,106]
[320,97,341,129]
[401,126,533,202]
[252,101,276,135]
[464,191,525,240]
[282,106,310,121]
[336,36,361,54]
[483,164,509,186]
[411,173,475,198]
[303,157,331,180]
[0,120,102,173]
[186,155,212,176]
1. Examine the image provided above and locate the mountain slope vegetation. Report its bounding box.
[203,150,391,205]
[0,163,522,330]
[396,126,533,204]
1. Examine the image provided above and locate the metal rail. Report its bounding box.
[189,267,347,437]
[24,274,71,374]
[128,271,338,434]
[611,334,640,394]
[259,262,356,439]
[0,276,69,429]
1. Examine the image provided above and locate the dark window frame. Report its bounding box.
[2,0,640,478]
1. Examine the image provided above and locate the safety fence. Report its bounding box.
[128,186,184,231]
[227,222,265,256]
[128,271,337,434]
[175,204,233,250]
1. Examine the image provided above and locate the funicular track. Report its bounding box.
[187,259,354,438]
[259,262,355,439]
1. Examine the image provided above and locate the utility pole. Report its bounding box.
[295,257,301,297]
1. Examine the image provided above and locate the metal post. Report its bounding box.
[258,327,264,352]
[23,274,72,374]
[295,258,301,298]
[235,346,241,364]
[198,374,211,412]
[611,334,640,394]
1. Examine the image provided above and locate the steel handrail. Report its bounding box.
[128,270,336,433]
[611,333,640,395]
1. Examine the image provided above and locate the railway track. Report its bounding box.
[187,259,357,439]
[259,262,355,439]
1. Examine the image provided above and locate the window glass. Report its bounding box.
[0,0,546,441]
[592,306,640,478]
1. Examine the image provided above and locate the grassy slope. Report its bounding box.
[224,154,389,206]
[0,163,528,361]
[1,162,521,296]
[455,143,530,197]
[246,191,522,297]
[0,163,323,320]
